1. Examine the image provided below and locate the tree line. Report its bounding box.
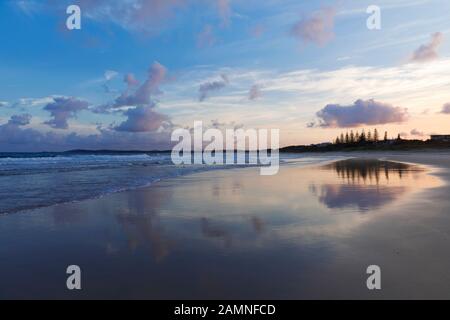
[334,129,400,144]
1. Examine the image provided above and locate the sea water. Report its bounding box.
[0,151,341,214]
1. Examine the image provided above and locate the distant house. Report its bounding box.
[430,135,450,142]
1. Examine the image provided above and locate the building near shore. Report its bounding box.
[430,135,450,142]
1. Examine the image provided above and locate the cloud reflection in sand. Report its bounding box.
[114,188,173,261]
[309,159,422,212]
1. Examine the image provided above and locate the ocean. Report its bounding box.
[0,151,341,214]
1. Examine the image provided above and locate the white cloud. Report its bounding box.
[104,70,119,81]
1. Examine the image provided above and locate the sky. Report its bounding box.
[1,0,450,151]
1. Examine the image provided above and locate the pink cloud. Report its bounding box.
[440,103,450,114]
[290,7,336,46]
[216,0,231,27]
[311,99,409,128]
[124,73,140,88]
[410,32,443,63]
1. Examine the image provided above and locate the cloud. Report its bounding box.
[440,103,450,114]
[49,0,187,34]
[290,7,336,46]
[10,96,54,109]
[197,25,215,48]
[8,114,32,126]
[93,62,171,134]
[312,99,409,128]
[104,70,118,81]
[216,0,231,27]
[0,120,172,152]
[248,84,262,100]
[102,84,114,94]
[15,0,41,16]
[43,97,89,129]
[115,106,168,132]
[410,32,443,63]
[124,73,140,87]
[95,61,167,114]
[209,119,243,130]
[114,61,167,108]
[0,122,49,150]
[199,74,229,101]
[0,101,8,107]
[410,128,426,137]
[249,24,264,38]
[36,0,231,34]
[102,70,119,93]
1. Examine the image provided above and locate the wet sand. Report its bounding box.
[0,152,450,299]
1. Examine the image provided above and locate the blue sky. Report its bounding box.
[1,0,450,151]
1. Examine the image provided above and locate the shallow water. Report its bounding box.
[0,152,339,214]
[0,158,449,299]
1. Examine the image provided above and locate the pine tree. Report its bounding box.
[350,130,355,143]
[374,128,379,142]
[340,133,345,144]
[345,132,349,144]
[335,136,340,144]
[367,130,372,142]
[384,131,388,141]
[359,129,366,142]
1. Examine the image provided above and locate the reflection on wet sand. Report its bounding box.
[311,184,407,211]
[115,188,172,261]
[1,157,448,299]
[200,217,232,247]
[250,216,265,234]
[310,159,430,212]
[324,159,419,184]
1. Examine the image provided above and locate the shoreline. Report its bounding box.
[2,150,449,217]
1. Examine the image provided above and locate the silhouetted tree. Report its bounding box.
[359,129,366,142]
[384,131,388,141]
[350,130,355,143]
[397,133,402,140]
[374,128,379,142]
[340,133,344,144]
[345,132,349,144]
[367,130,372,142]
